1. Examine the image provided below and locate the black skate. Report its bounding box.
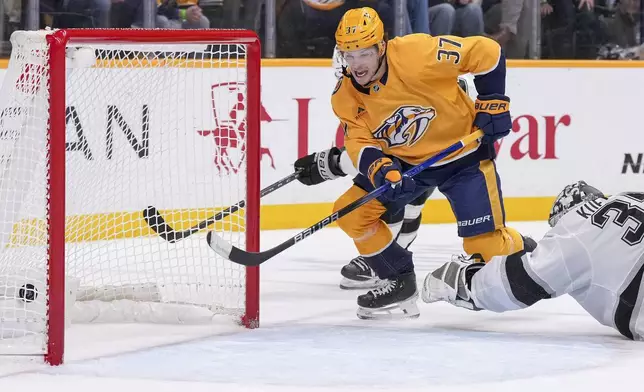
[356,272,419,320]
[339,256,383,290]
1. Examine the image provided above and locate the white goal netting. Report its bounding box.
[0,30,258,358]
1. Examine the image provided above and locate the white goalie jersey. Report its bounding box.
[471,192,644,340]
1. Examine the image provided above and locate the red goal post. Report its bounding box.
[0,29,261,366]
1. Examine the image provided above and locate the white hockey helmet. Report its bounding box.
[548,181,605,227]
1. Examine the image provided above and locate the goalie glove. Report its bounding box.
[421,255,484,311]
[294,147,347,186]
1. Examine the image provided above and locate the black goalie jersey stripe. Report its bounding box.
[505,251,552,306]
[614,256,644,340]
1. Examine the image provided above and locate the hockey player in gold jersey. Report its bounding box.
[331,7,530,320]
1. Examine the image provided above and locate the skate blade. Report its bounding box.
[356,293,420,320]
[339,277,384,290]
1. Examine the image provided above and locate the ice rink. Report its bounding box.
[2,221,643,392]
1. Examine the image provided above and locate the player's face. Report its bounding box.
[343,47,380,86]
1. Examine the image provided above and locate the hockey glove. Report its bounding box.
[294,147,347,186]
[421,255,484,311]
[473,94,512,144]
[368,157,415,202]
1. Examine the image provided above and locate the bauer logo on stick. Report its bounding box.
[373,106,436,148]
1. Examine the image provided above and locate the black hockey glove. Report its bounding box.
[473,94,512,144]
[294,147,346,186]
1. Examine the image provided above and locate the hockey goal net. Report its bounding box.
[0,29,261,365]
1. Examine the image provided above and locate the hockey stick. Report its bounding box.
[143,170,302,243]
[207,129,485,266]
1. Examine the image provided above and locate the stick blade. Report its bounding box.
[142,206,178,243]
[206,231,265,267]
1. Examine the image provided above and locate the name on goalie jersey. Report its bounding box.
[373,106,436,148]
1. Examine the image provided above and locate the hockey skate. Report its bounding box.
[356,272,419,320]
[339,256,384,290]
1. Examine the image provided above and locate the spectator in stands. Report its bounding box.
[428,0,485,36]
[300,0,430,36]
[59,0,117,28]
[483,0,533,58]
[599,0,640,48]
[540,0,602,58]
[405,0,431,34]
[301,1,396,37]
[158,0,210,28]
[242,0,264,31]
[276,0,395,57]
[3,0,21,32]
[277,0,456,57]
[214,0,263,29]
[124,0,210,29]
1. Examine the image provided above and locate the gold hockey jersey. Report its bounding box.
[332,34,503,174]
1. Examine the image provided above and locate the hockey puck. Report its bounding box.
[18,283,38,303]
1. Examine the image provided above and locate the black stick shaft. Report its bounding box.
[208,130,484,266]
[144,170,302,243]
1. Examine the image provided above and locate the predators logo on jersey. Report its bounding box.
[372,106,436,148]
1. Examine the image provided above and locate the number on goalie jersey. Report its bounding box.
[423,181,644,341]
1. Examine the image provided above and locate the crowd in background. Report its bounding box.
[0,0,641,59]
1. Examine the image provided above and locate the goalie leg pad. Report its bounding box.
[421,256,483,311]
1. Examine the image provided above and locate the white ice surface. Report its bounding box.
[2,221,644,392]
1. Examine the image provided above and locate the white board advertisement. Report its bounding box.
[0,65,641,216]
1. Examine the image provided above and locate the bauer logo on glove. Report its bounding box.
[473,93,512,144]
[474,100,508,113]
